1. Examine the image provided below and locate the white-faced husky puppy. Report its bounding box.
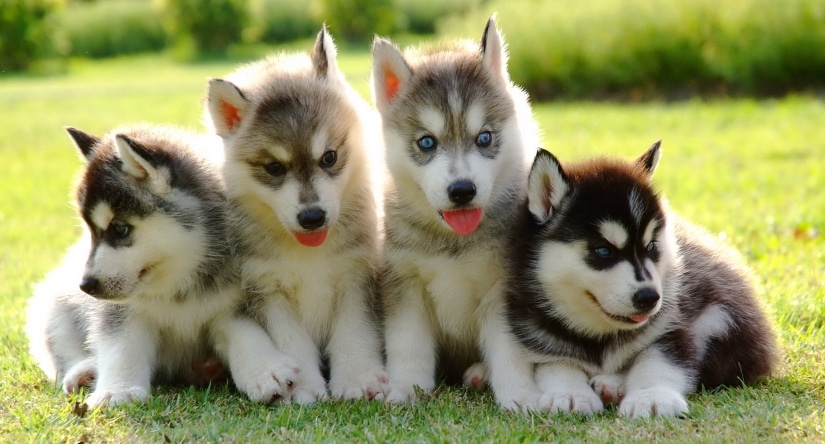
[204,28,387,402]
[26,125,300,407]
[504,142,778,418]
[371,17,542,409]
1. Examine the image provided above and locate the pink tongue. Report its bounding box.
[442,208,483,236]
[630,314,650,323]
[294,229,328,247]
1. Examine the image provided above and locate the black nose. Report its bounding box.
[447,181,476,205]
[80,276,100,296]
[297,207,326,230]
[632,288,660,311]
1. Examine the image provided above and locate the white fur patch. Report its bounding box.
[629,188,645,224]
[310,127,329,159]
[642,218,658,247]
[599,220,628,250]
[417,106,445,137]
[692,304,733,349]
[465,101,485,135]
[90,203,114,233]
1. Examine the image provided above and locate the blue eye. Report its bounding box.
[417,135,437,152]
[476,131,492,148]
[594,246,613,258]
[646,241,657,252]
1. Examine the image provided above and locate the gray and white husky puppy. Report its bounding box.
[504,142,779,418]
[371,17,542,409]
[204,28,387,402]
[26,124,299,407]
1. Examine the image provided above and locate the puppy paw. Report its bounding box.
[539,386,604,415]
[330,368,390,401]
[233,358,300,405]
[290,384,329,404]
[462,362,488,391]
[619,387,688,419]
[86,386,149,408]
[590,373,625,406]
[384,381,433,404]
[62,359,96,394]
[496,390,539,412]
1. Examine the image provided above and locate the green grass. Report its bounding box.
[1,52,823,442]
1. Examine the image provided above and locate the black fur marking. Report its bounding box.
[66,127,101,160]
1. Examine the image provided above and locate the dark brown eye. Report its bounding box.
[109,220,131,239]
[320,150,337,167]
[264,161,286,177]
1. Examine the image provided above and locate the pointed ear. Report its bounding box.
[527,149,570,225]
[636,139,662,177]
[115,134,171,195]
[480,15,509,81]
[311,25,340,79]
[65,127,100,161]
[371,37,412,113]
[206,78,250,138]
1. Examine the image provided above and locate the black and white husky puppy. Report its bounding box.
[503,142,778,418]
[26,125,298,407]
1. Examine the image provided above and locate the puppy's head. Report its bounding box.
[524,142,678,336]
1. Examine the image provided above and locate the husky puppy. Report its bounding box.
[371,18,542,408]
[504,142,779,418]
[204,28,387,402]
[26,125,299,407]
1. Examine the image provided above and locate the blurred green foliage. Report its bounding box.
[244,0,317,44]
[316,0,394,43]
[158,0,248,57]
[440,0,825,100]
[4,0,824,101]
[0,0,62,71]
[56,0,167,58]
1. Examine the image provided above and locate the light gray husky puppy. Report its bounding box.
[205,28,387,402]
[26,125,299,408]
[371,18,542,409]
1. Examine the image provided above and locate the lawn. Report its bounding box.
[1,51,823,442]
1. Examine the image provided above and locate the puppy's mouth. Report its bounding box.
[585,291,651,326]
[439,208,483,236]
[294,229,329,247]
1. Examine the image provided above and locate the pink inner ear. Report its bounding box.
[383,66,401,101]
[221,101,242,130]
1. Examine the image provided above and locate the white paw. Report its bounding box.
[619,387,688,418]
[462,362,488,391]
[232,357,300,404]
[539,386,604,415]
[330,368,390,401]
[590,373,625,405]
[62,360,96,394]
[384,381,433,404]
[496,389,539,412]
[290,383,329,404]
[86,386,149,408]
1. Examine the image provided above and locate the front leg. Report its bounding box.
[86,316,156,408]
[212,315,300,404]
[384,278,436,403]
[327,276,388,401]
[480,285,539,411]
[262,295,328,404]
[619,346,693,419]
[536,362,603,415]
